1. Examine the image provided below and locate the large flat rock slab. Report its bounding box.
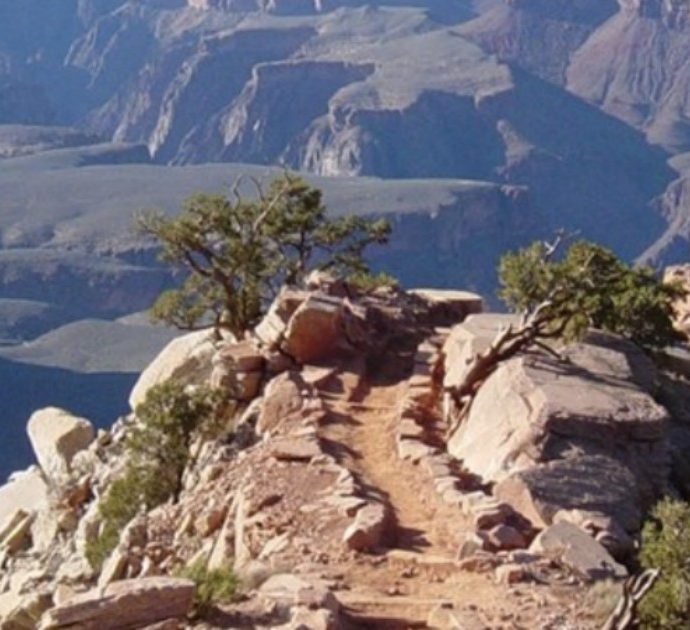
[447,330,670,530]
[494,455,642,532]
[40,577,194,630]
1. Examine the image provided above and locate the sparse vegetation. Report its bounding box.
[499,237,684,349]
[347,270,399,292]
[176,559,239,617]
[137,173,392,337]
[638,498,690,628]
[86,382,227,569]
[447,235,685,431]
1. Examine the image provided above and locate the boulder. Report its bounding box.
[129,329,218,411]
[0,468,48,533]
[0,590,52,630]
[257,372,320,436]
[282,294,345,363]
[27,408,94,486]
[39,577,195,630]
[258,574,338,614]
[427,604,486,629]
[495,455,642,533]
[342,502,387,551]
[254,287,309,349]
[448,332,669,521]
[442,313,520,393]
[529,522,627,581]
[409,289,483,327]
[211,339,265,401]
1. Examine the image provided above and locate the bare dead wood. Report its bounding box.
[602,569,660,630]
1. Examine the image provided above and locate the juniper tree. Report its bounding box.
[137,174,391,337]
[447,235,685,433]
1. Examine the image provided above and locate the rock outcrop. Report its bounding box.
[445,317,670,535]
[40,577,195,629]
[27,408,95,487]
[2,283,688,628]
[129,329,220,410]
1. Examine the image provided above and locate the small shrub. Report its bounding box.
[348,270,399,292]
[639,498,690,628]
[176,559,239,617]
[86,382,228,569]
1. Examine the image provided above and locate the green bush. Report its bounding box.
[86,382,227,569]
[639,498,690,628]
[499,239,685,349]
[347,270,399,293]
[176,559,239,617]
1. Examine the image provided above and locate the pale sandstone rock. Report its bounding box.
[495,455,642,532]
[553,509,634,559]
[457,533,486,560]
[427,604,486,630]
[254,288,309,349]
[0,468,49,527]
[98,546,129,588]
[288,606,336,630]
[0,510,34,554]
[485,524,526,551]
[396,437,437,462]
[40,577,195,630]
[259,574,338,613]
[442,313,520,393]
[409,288,483,327]
[448,332,669,528]
[530,522,627,581]
[0,590,52,630]
[449,334,667,483]
[129,329,219,411]
[211,339,264,401]
[342,502,387,551]
[282,293,345,363]
[270,436,322,462]
[27,408,94,486]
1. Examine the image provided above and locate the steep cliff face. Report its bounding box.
[459,0,618,84]
[568,0,690,153]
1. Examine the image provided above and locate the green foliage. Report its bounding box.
[499,238,685,349]
[347,270,399,292]
[176,559,239,617]
[639,498,690,628]
[86,382,227,569]
[137,174,392,336]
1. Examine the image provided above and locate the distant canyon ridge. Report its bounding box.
[0,0,690,477]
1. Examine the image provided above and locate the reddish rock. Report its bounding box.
[282,294,345,363]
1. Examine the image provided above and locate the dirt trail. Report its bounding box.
[312,350,592,629]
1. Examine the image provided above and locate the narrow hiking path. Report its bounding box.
[312,348,593,629]
[318,350,464,558]
[313,351,511,627]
